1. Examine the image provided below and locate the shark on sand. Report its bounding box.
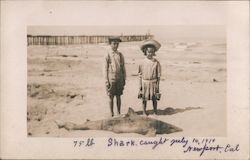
[55,108,182,136]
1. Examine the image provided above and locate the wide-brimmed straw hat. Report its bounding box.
[140,39,161,52]
[108,36,122,44]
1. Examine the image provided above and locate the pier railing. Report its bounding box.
[27,35,154,45]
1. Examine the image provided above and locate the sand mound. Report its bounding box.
[28,83,57,99]
[27,103,48,122]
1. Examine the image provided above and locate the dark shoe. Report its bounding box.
[111,112,114,117]
[143,111,149,116]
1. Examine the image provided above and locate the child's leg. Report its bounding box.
[109,95,114,117]
[116,95,121,115]
[142,100,148,116]
[152,97,157,115]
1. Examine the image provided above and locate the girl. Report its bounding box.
[138,39,161,115]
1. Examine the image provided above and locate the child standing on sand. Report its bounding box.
[104,37,126,117]
[138,39,161,115]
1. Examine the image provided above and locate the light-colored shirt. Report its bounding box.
[138,58,161,80]
[104,50,126,82]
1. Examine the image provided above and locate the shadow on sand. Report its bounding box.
[136,106,202,116]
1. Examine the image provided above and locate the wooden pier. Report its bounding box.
[27,35,154,45]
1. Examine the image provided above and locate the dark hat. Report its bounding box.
[140,39,161,52]
[108,36,122,44]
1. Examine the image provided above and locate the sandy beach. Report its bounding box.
[27,41,226,137]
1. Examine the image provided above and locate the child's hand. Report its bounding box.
[138,90,143,99]
[156,86,159,93]
[105,81,110,88]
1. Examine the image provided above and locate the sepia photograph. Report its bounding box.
[27,25,226,137]
[1,1,249,159]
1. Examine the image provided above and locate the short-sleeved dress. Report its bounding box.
[138,58,161,100]
[104,50,126,96]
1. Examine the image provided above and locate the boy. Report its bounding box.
[104,37,126,117]
[138,39,161,115]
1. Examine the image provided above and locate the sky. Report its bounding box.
[26,1,227,43]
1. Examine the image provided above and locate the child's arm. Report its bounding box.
[137,64,143,99]
[103,53,110,87]
[156,61,161,93]
[138,64,142,90]
[156,78,160,93]
[120,53,126,85]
